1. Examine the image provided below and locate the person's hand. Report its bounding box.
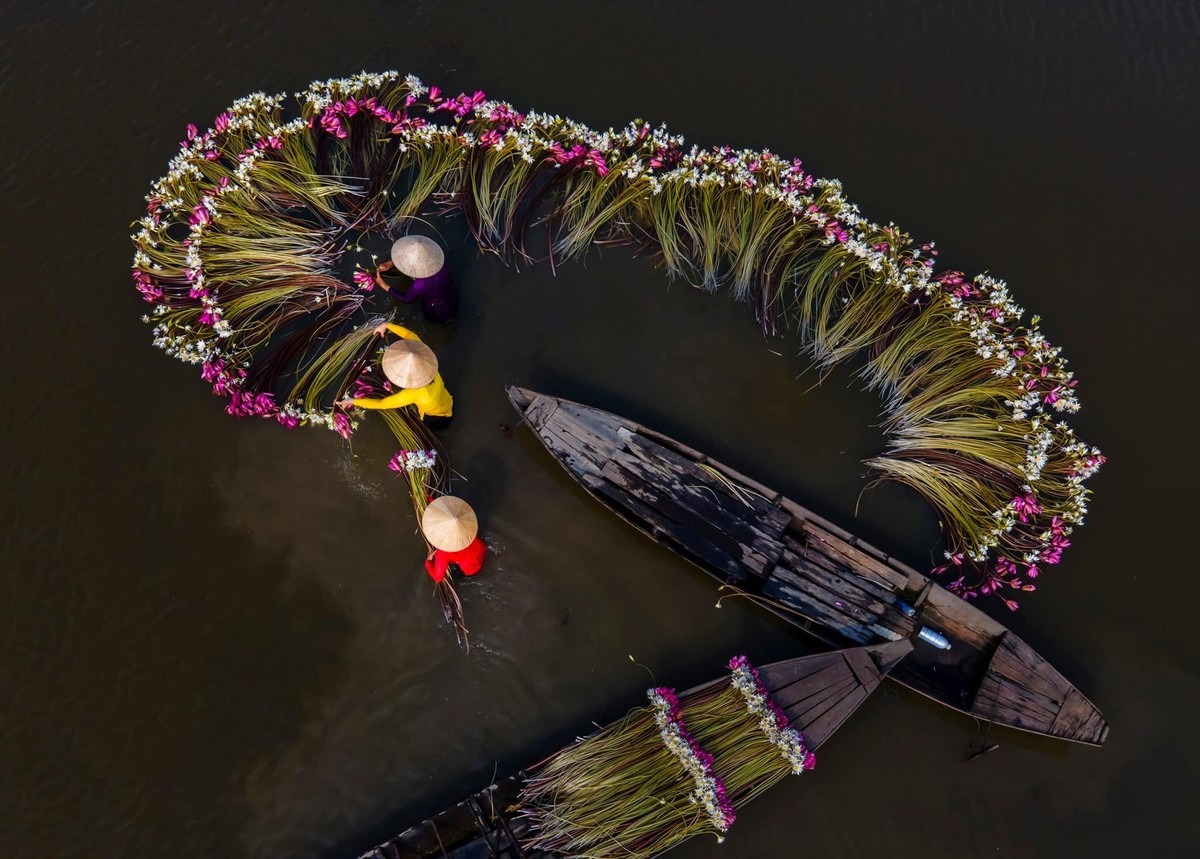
[426,548,437,561]
[372,322,389,337]
[334,398,354,410]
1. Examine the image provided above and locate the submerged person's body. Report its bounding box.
[375,262,458,323]
[422,496,488,583]
[425,534,487,583]
[337,323,453,427]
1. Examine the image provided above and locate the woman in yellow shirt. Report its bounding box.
[337,323,454,428]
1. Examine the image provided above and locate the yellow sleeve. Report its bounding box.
[351,390,420,410]
[385,323,422,342]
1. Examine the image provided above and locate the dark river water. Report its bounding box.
[2,1,1197,856]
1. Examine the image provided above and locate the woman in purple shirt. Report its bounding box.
[374,235,459,323]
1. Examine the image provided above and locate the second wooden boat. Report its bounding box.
[506,386,1107,746]
[359,641,909,858]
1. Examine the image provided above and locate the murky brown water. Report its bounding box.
[2,1,1198,856]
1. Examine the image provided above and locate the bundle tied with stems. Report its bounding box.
[132,71,1104,607]
[519,655,813,858]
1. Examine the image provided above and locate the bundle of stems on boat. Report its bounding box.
[131,71,1104,604]
[520,657,813,857]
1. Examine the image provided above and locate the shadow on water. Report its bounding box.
[2,438,356,857]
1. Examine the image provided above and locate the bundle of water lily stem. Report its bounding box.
[519,656,814,857]
[132,70,1104,607]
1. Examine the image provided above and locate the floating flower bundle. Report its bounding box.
[519,657,811,857]
[131,71,1104,604]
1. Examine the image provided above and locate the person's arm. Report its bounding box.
[385,323,422,341]
[425,550,450,583]
[393,279,428,305]
[350,389,421,410]
[373,261,395,293]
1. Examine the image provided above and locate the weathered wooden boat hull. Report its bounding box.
[506,386,1107,747]
[359,641,910,858]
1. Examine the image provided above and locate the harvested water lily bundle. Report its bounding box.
[519,656,814,857]
[131,71,1103,604]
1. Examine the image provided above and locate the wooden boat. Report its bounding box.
[505,386,1108,747]
[359,640,910,858]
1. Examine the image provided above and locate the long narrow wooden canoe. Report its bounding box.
[359,641,910,858]
[506,386,1107,747]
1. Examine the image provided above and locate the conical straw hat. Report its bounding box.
[390,235,445,278]
[381,340,438,388]
[423,496,478,551]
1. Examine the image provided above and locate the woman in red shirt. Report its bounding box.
[422,496,487,583]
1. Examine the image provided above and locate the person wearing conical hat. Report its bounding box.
[335,323,454,428]
[422,496,487,583]
[373,235,459,323]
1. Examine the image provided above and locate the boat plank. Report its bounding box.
[534,422,607,481]
[800,521,914,591]
[1050,688,1109,743]
[770,661,856,708]
[765,566,885,641]
[616,439,789,563]
[781,550,916,638]
[802,686,872,743]
[544,413,621,461]
[523,395,560,431]
[603,452,784,574]
[590,476,749,581]
[784,674,861,720]
[846,647,885,689]
[971,673,1057,729]
[780,550,886,615]
[988,635,1070,702]
[785,536,901,605]
[757,653,848,691]
[623,431,791,529]
[599,458,770,575]
[790,675,862,725]
[760,574,875,644]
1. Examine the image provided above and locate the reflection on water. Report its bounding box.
[2,1,1198,857]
